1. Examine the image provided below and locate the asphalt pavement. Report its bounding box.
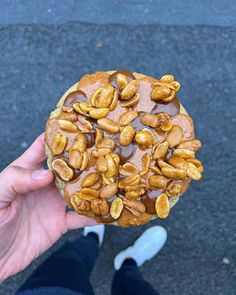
[0,6,235,295]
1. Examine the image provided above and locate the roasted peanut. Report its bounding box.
[140,153,151,176]
[92,148,111,158]
[91,198,109,215]
[157,159,173,169]
[58,119,77,132]
[69,150,83,169]
[79,101,93,112]
[124,184,148,192]
[60,111,78,122]
[73,102,87,115]
[173,148,195,159]
[155,193,170,218]
[81,172,100,188]
[148,175,168,189]
[120,92,140,107]
[100,183,118,199]
[71,194,91,212]
[171,81,180,92]
[112,153,120,167]
[125,191,141,200]
[110,197,124,219]
[121,80,139,100]
[151,85,173,101]
[91,85,114,108]
[80,151,89,171]
[119,125,136,146]
[52,159,73,181]
[186,158,203,173]
[109,89,119,111]
[156,112,172,132]
[118,174,141,189]
[76,115,93,133]
[160,74,174,83]
[150,165,162,175]
[168,157,189,170]
[101,174,114,185]
[74,133,87,152]
[153,141,169,159]
[119,110,138,126]
[119,163,138,176]
[89,108,109,119]
[135,129,154,147]
[141,114,158,128]
[95,128,103,147]
[167,126,183,148]
[79,188,99,200]
[177,139,202,151]
[105,154,117,177]
[116,73,129,90]
[98,138,115,150]
[97,118,119,134]
[166,180,183,197]
[123,199,146,213]
[96,156,108,172]
[52,133,67,155]
[187,163,202,180]
[161,167,187,179]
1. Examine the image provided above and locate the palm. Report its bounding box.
[0,134,95,280]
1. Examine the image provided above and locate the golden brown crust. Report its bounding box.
[45,70,199,227]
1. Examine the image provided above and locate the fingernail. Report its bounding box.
[32,170,51,180]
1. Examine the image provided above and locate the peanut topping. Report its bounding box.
[135,129,154,147]
[155,193,170,219]
[91,198,109,215]
[153,141,169,159]
[167,126,183,148]
[121,80,139,100]
[89,108,109,119]
[91,85,114,108]
[148,175,168,189]
[81,172,100,188]
[156,112,172,132]
[58,119,77,132]
[116,73,129,90]
[97,118,120,134]
[110,197,124,219]
[52,133,67,155]
[119,125,136,146]
[119,110,138,126]
[119,163,138,176]
[177,139,202,151]
[120,92,141,108]
[100,183,118,199]
[52,159,73,181]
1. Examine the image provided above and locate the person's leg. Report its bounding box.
[18,225,105,295]
[112,226,167,295]
[112,258,159,295]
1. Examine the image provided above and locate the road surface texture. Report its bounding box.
[0,2,235,295]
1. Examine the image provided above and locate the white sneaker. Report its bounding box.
[83,224,105,247]
[114,226,167,270]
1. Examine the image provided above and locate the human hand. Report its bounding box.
[0,133,96,281]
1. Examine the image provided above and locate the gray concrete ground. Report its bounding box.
[0,4,236,295]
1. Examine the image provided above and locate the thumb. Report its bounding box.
[0,165,54,204]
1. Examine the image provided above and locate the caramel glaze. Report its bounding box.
[45,70,195,224]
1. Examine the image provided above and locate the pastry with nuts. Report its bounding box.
[45,70,203,227]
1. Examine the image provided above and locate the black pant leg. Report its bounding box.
[17,233,99,295]
[111,259,159,295]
